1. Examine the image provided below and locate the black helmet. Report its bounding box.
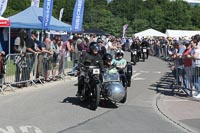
[97,38,103,43]
[102,53,113,63]
[116,50,124,57]
[89,42,99,52]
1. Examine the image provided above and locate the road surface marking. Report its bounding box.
[153,71,161,74]
[132,73,141,79]
[133,78,145,80]
[164,99,189,102]
[140,71,149,73]
[0,126,43,133]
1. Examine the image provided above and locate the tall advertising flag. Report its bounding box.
[0,0,8,16]
[42,0,54,30]
[59,8,64,21]
[31,0,40,7]
[123,24,128,38]
[72,0,85,32]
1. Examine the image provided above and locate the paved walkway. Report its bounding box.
[156,73,200,133]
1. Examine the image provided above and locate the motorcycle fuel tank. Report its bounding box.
[104,82,126,102]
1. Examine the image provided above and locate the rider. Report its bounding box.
[111,50,128,87]
[130,39,140,62]
[76,42,104,96]
[102,53,118,73]
[141,39,150,59]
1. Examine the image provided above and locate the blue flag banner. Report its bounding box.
[72,0,85,32]
[42,0,54,30]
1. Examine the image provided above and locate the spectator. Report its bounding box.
[0,40,5,87]
[51,37,60,81]
[97,37,106,56]
[182,40,193,95]
[105,38,117,57]
[192,40,200,98]
[26,30,40,80]
[13,29,27,87]
[41,38,53,81]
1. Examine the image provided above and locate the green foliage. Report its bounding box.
[3,0,200,36]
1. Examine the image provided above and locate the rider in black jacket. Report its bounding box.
[76,42,104,96]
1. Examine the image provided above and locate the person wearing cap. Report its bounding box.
[182,40,193,95]
[26,30,41,80]
[97,37,106,56]
[172,40,186,89]
[26,31,40,54]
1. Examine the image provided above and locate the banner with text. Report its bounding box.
[72,0,85,32]
[31,0,40,7]
[42,0,54,30]
[0,0,8,16]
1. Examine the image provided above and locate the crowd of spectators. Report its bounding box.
[1,28,200,99]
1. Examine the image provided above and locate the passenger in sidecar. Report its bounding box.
[102,52,132,87]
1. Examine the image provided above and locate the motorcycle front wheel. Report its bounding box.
[90,84,100,110]
[131,55,136,65]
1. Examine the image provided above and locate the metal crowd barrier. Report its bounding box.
[171,57,200,96]
[0,51,71,94]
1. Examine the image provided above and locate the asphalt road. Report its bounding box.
[0,53,188,133]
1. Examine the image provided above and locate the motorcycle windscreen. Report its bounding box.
[103,72,120,82]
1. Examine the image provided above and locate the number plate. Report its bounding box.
[143,49,147,52]
[133,51,137,55]
[93,69,100,74]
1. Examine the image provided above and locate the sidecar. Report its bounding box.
[101,71,127,103]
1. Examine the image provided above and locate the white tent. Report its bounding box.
[165,29,200,38]
[134,28,167,38]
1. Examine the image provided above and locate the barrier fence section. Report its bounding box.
[171,57,200,96]
[0,52,71,94]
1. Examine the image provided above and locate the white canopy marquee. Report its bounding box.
[165,29,200,38]
[134,28,167,38]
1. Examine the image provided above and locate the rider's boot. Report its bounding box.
[76,76,83,96]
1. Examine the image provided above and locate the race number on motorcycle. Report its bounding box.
[93,68,100,74]
[143,48,147,52]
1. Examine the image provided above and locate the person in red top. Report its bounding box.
[182,40,193,95]
[183,40,192,67]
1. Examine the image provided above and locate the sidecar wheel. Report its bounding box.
[120,90,127,103]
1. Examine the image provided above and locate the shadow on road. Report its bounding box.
[149,71,200,102]
[61,97,89,109]
[149,71,188,97]
[61,97,118,110]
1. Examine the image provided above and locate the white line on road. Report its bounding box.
[133,78,145,80]
[132,73,141,79]
[153,71,161,74]
[164,99,189,102]
[140,71,149,73]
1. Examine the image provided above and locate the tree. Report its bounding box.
[3,0,200,35]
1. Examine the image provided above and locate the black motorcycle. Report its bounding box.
[78,63,101,110]
[142,47,147,62]
[131,49,138,65]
